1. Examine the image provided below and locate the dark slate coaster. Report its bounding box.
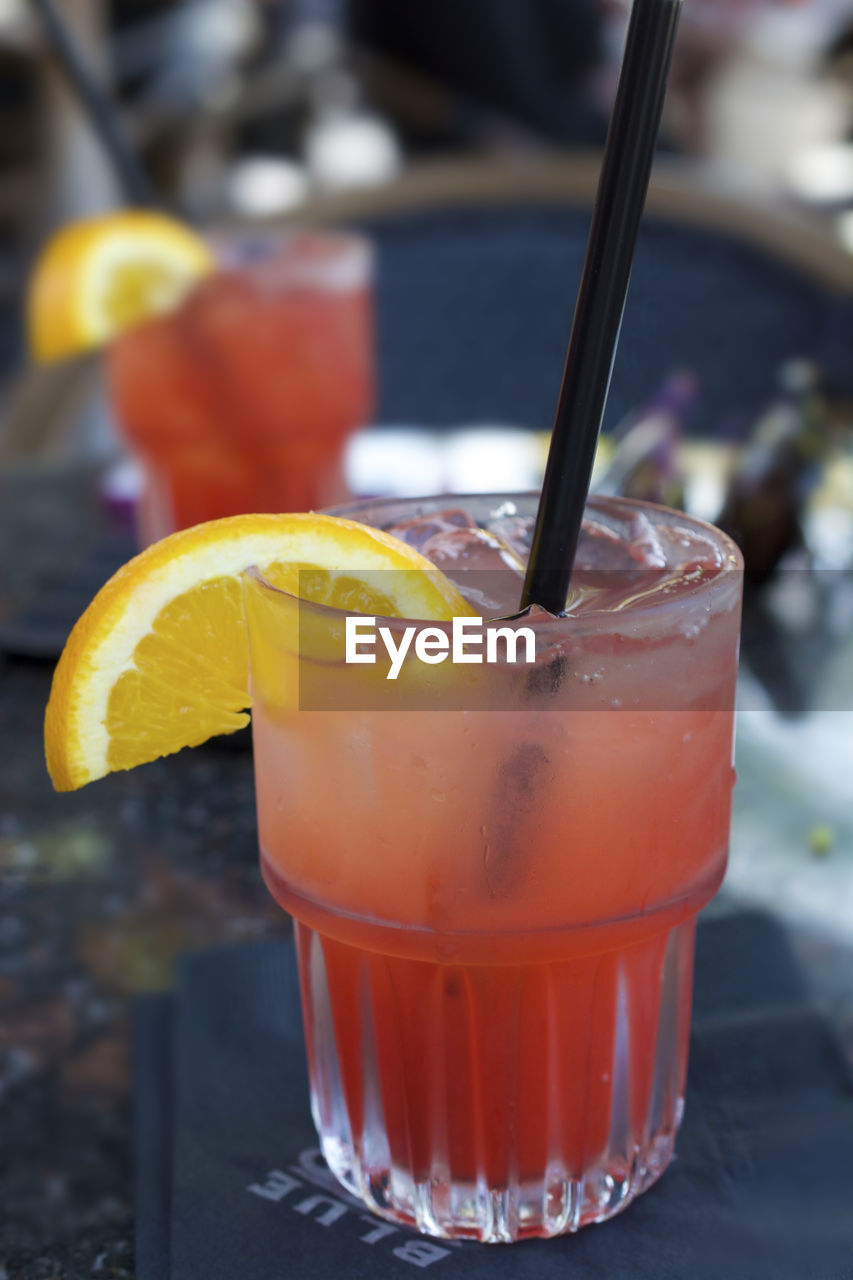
[134,912,853,1280]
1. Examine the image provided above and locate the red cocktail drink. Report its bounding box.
[246,494,743,1242]
[107,234,373,544]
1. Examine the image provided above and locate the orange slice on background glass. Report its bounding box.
[44,513,476,792]
[28,210,214,363]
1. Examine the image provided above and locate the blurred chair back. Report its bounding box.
[255,155,853,438]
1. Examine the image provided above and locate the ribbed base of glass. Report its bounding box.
[323,1126,677,1241]
[294,915,695,1243]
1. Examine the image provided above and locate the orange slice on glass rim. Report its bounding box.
[44,513,475,792]
[28,210,214,363]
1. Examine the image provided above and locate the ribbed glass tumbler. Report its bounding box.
[247,494,743,1244]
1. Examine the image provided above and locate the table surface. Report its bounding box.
[1,466,852,1279]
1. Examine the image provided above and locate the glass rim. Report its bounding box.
[211,228,373,291]
[245,492,744,633]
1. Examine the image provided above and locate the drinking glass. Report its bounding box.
[107,232,373,545]
[244,493,743,1243]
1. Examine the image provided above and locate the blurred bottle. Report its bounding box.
[595,369,697,509]
[716,359,838,582]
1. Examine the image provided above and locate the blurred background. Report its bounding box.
[2,1,853,1275]
[3,0,853,487]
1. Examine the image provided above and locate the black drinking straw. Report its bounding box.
[520,0,683,615]
[31,0,160,207]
